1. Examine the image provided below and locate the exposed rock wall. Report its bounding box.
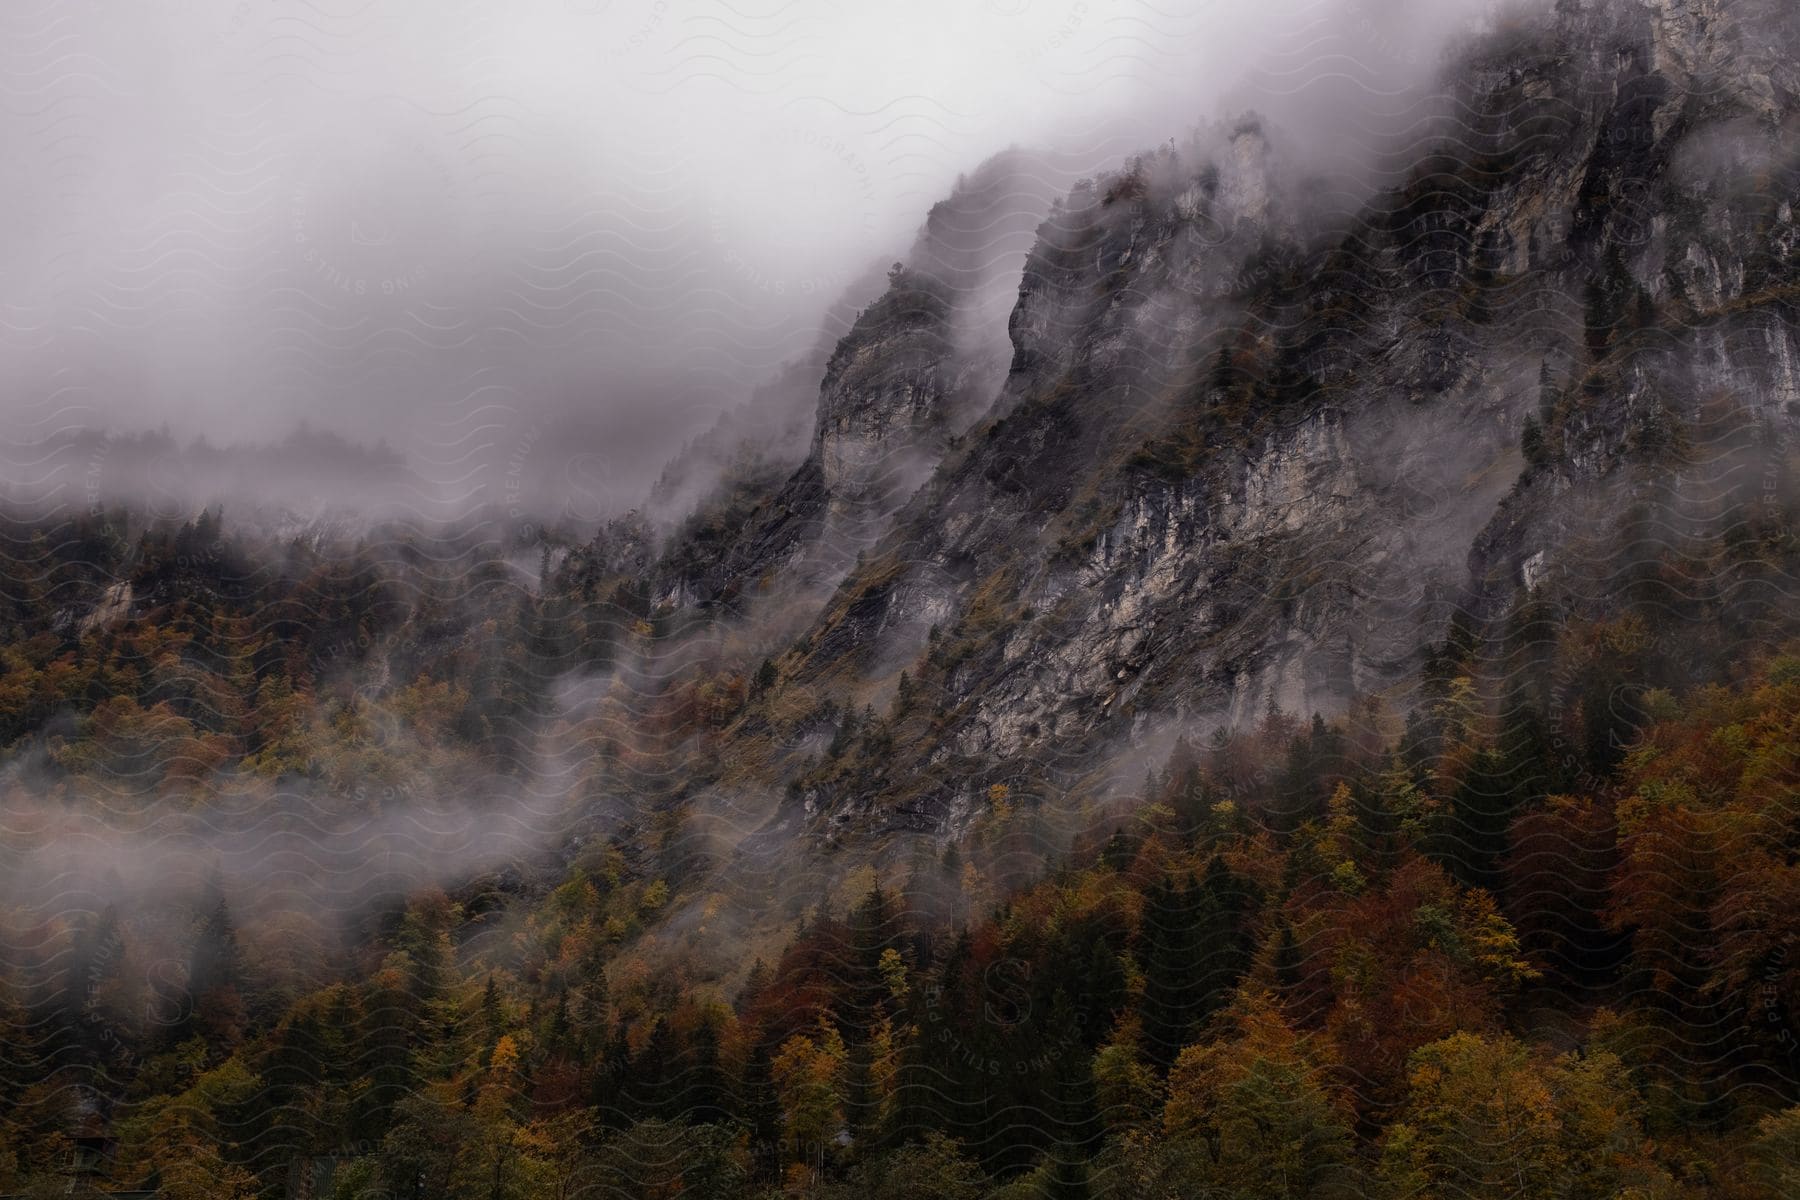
[570,0,1800,855]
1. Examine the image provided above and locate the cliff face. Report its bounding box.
[579,0,1800,857]
[629,152,1065,613]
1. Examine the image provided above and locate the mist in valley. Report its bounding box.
[0,0,1522,1079]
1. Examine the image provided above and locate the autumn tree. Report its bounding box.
[772,1014,849,1167]
[1162,994,1357,1198]
[1378,1031,1667,1198]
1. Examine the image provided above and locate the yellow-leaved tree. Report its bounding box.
[771,1013,847,1166]
[1378,1031,1674,1198]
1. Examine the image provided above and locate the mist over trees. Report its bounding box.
[6,0,1800,1197]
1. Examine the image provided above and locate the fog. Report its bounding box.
[0,0,1501,519]
[0,0,1532,1029]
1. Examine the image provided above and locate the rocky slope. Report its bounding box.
[566,0,1800,880]
[576,151,1068,616]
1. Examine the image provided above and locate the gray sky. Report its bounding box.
[0,0,1499,516]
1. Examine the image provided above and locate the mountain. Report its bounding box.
[551,0,1800,882]
[5,2,1800,1196]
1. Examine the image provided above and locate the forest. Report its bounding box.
[0,502,1797,1198]
[8,0,1800,1196]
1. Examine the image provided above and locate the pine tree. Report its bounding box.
[1045,989,1095,1199]
[630,1018,677,1120]
[1100,827,1136,873]
[1522,414,1548,468]
[1196,856,1256,1016]
[685,1015,733,1126]
[1439,746,1521,892]
[68,903,124,1014]
[480,974,504,1062]
[741,1039,784,1179]
[593,1023,634,1128]
[1137,874,1201,1067]
[1274,922,1303,993]
[176,865,244,1042]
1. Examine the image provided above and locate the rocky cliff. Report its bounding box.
[602,151,1066,617]
[566,0,1800,874]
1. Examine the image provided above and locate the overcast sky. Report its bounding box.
[0,0,1499,515]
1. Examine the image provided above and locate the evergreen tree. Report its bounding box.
[1273,922,1304,994]
[1045,989,1095,1199]
[1439,746,1520,893]
[1100,828,1136,874]
[479,973,504,1061]
[741,1038,784,1181]
[1522,414,1548,468]
[592,1023,634,1128]
[1137,874,1201,1067]
[684,1015,733,1126]
[1196,856,1256,1015]
[176,866,244,1042]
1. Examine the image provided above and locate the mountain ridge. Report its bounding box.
[558,0,1798,889]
